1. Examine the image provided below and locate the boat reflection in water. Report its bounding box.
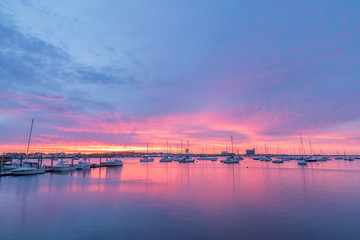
[1,157,360,240]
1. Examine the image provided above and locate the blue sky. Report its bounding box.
[1,0,360,153]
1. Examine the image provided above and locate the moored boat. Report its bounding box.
[160,156,173,162]
[75,159,92,170]
[106,157,123,166]
[222,156,240,164]
[197,157,218,161]
[12,165,45,176]
[272,159,284,163]
[298,160,307,165]
[140,156,154,162]
[52,159,76,172]
[179,157,195,163]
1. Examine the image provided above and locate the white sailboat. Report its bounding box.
[179,156,195,163]
[222,136,240,164]
[12,119,45,176]
[140,144,154,162]
[222,156,240,164]
[298,133,307,166]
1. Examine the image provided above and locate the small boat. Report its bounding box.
[335,157,343,160]
[221,136,240,164]
[52,159,76,172]
[141,144,155,162]
[106,158,123,166]
[298,160,307,165]
[258,157,271,161]
[347,157,355,161]
[253,157,260,160]
[12,165,45,176]
[197,157,218,161]
[316,157,328,161]
[75,159,92,170]
[140,156,154,162]
[159,156,173,162]
[222,156,240,164]
[179,157,195,163]
[263,157,272,162]
[272,159,284,163]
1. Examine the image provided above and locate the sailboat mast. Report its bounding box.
[187,140,190,154]
[300,133,305,156]
[231,136,234,154]
[181,139,183,154]
[23,119,34,166]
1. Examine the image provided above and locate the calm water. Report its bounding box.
[1,157,360,240]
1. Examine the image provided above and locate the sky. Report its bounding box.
[1,0,360,154]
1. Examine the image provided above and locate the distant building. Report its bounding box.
[246,148,255,156]
[221,151,229,156]
[221,151,235,156]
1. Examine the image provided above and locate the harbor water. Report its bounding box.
[1,157,360,240]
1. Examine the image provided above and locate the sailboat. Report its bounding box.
[140,144,154,162]
[12,119,46,176]
[297,133,307,166]
[222,136,240,164]
[178,155,195,163]
[344,149,354,161]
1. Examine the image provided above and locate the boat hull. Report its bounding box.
[75,164,92,170]
[12,169,45,175]
[222,160,240,163]
[179,160,195,163]
[272,160,284,163]
[106,163,123,167]
[52,166,76,172]
[140,158,154,162]
[298,160,307,165]
[159,159,172,162]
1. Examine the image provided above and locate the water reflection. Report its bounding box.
[1,158,360,240]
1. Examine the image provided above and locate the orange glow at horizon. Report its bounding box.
[1,137,360,155]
